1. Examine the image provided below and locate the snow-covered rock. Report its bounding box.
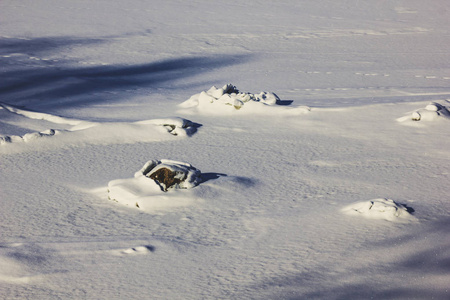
[107,160,202,211]
[136,159,201,191]
[178,84,310,115]
[397,101,450,123]
[341,198,416,222]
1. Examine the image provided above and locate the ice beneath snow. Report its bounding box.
[341,198,416,222]
[178,84,311,115]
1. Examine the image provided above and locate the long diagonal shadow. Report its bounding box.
[0,36,250,108]
[0,36,104,56]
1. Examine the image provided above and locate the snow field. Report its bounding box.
[1,85,449,299]
[1,0,450,299]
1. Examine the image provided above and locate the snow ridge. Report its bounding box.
[0,103,197,147]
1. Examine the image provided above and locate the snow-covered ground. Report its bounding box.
[1,1,449,299]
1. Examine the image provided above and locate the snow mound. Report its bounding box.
[178,84,311,115]
[120,245,155,255]
[341,198,416,222]
[134,118,196,137]
[397,101,450,124]
[108,160,202,211]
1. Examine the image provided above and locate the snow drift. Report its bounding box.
[0,103,197,149]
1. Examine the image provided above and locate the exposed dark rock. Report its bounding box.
[149,167,186,191]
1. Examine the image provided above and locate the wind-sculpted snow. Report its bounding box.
[0,103,197,150]
[0,240,158,286]
[178,84,311,115]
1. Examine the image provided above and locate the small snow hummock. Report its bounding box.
[0,129,61,145]
[134,118,196,137]
[341,198,416,222]
[397,101,450,123]
[178,84,310,115]
[107,160,202,211]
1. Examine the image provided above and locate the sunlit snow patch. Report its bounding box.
[108,160,202,211]
[341,198,416,222]
[178,84,310,115]
[396,101,450,124]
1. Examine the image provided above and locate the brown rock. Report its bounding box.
[149,167,186,191]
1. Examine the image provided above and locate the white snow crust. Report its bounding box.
[1,1,450,299]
